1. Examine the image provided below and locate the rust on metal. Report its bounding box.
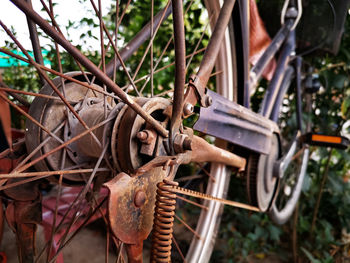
[189,135,246,171]
[104,168,167,245]
[170,0,186,141]
[134,190,147,208]
[151,180,178,262]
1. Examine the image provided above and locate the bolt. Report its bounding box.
[205,95,213,107]
[134,190,146,207]
[137,131,148,141]
[183,103,194,116]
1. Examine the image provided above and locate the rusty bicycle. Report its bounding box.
[0,0,349,262]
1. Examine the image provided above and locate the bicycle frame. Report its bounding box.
[193,0,305,157]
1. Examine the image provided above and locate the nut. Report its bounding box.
[137,131,148,141]
[183,103,194,116]
[174,134,191,153]
[136,130,155,145]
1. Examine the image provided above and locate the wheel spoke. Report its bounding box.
[0,48,120,100]
[39,0,91,84]
[0,85,64,101]
[176,195,208,210]
[14,115,114,174]
[196,163,216,182]
[46,173,64,263]
[174,214,201,239]
[150,0,154,97]
[0,92,68,147]
[172,236,187,262]
[131,0,172,83]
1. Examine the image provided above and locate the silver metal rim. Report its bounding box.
[186,0,235,261]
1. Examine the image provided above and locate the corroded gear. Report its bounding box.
[246,134,280,212]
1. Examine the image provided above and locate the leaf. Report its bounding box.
[267,224,282,241]
[332,74,347,89]
[300,247,322,263]
[341,96,350,119]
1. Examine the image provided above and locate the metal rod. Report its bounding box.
[250,19,294,87]
[194,0,236,92]
[240,0,250,107]
[269,66,293,122]
[170,0,186,146]
[260,30,295,118]
[24,0,46,85]
[295,56,303,132]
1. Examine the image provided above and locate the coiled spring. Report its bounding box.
[151,179,178,263]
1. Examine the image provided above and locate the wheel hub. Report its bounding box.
[25,74,171,183]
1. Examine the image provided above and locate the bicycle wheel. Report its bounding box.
[0,0,238,262]
[246,64,309,224]
[268,64,310,225]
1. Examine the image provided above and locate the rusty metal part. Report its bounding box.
[116,98,170,174]
[189,135,246,171]
[194,89,279,155]
[111,103,128,171]
[137,131,148,142]
[5,197,42,263]
[170,0,186,146]
[125,243,143,263]
[184,0,236,108]
[103,168,167,245]
[173,133,191,154]
[169,184,260,212]
[24,0,46,86]
[139,129,158,156]
[137,130,156,145]
[10,0,169,138]
[134,155,190,177]
[3,179,40,201]
[151,180,178,263]
[68,97,117,160]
